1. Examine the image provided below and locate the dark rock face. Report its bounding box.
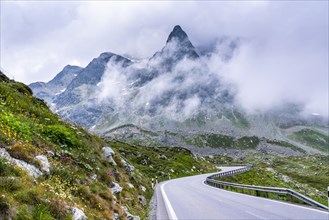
[55,53,132,107]
[29,65,83,103]
[29,25,237,129]
[150,25,199,72]
[166,25,199,59]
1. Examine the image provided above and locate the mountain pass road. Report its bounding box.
[155,166,328,219]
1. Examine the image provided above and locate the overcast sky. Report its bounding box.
[1,1,328,115]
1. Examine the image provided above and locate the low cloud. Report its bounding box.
[1,1,327,117]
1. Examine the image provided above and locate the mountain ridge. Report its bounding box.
[28,25,329,156]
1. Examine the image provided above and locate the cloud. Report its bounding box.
[1,1,328,116]
[95,38,233,123]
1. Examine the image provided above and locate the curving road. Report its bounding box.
[155,167,328,219]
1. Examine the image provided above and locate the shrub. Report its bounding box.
[0,177,22,192]
[32,203,55,220]
[43,125,82,149]
[16,204,33,220]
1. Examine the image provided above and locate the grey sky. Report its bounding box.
[1,1,328,115]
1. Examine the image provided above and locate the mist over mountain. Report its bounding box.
[29,25,328,155]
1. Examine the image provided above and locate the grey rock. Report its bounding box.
[70,207,87,220]
[139,185,146,192]
[46,150,55,157]
[122,206,140,220]
[102,146,117,166]
[35,155,50,175]
[157,154,168,160]
[110,182,122,194]
[0,148,42,178]
[127,183,134,188]
[113,213,119,220]
[121,158,134,174]
[29,65,83,104]
[102,146,115,157]
[90,174,97,180]
[138,195,147,206]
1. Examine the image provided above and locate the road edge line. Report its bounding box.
[160,182,178,220]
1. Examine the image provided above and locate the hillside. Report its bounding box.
[217,154,329,206]
[1,71,221,219]
[0,71,147,219]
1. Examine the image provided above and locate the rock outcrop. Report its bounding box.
[102,146,117,166]
[0,148,42,178]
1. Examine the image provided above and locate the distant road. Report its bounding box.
[156,166,328,219]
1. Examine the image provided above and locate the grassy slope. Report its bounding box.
[182,133,260,149]
[0,72,150,219]
[289,129,329,152]
[109,141,217,184]
[219,155,329,206]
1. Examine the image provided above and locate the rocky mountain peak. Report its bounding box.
[166,25,189,43]
[150,25,199,65]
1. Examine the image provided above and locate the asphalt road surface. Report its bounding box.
[155,166,329,219]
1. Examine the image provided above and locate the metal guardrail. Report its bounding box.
[206,165,329,211]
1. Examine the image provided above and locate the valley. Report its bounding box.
[1,23,328,219]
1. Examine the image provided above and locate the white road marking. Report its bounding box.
[161,181,178,220]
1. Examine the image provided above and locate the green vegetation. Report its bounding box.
[183,134,260,149]
[0,71,220,219]
[219,154,329,206]
[265,140,306,153]
[109,141,217,184]
[1,70,327,218]
[289,129,329,152]
[224,109,250,129]
[0,71,151,219]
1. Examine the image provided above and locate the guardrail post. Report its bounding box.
[276,193,279,200]
[327,186,328,210]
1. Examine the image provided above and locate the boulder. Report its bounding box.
[157,154,168,160]
[122,206,140,220]
[139,185,146,192]
[138,195,147,206]
[102,146,115,157]
[70,207,87,220]
[0,148,42,178]
[90,174,97,180]
[102,146,117,166]
[127,183,134,188]
[121,158,134,174]
[35,155,50,175]
[110,182,122,194]
[113,213,119,220]
[46,150,55,157]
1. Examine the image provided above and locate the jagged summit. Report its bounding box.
[166,25,189,43]
[151,25,199,65]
